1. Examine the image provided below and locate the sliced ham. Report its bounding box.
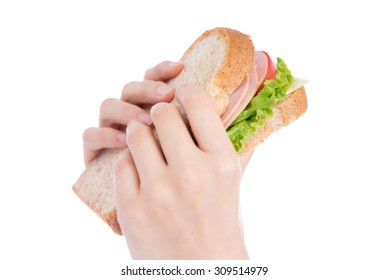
[220,74,250,125]
[222,51,268,128]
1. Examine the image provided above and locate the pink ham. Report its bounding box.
[220,74,250,125]
[221,51,268,128]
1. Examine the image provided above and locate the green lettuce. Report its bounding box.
[227,57,294,152]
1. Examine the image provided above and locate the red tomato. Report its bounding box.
[256,51,277,92]
[262,51,277,80]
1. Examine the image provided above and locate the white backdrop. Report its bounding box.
[1,0,388,279]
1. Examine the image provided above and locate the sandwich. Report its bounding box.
[73,27,308,234]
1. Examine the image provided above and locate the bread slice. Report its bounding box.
[240,87,307,154]
[73,148,125,234]
[73,27,308,235]
[168,27,254,116]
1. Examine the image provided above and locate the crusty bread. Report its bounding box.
[168,27,254,116]
[72,27,308,235]
[240,87,307,154]
[73,148,125,234]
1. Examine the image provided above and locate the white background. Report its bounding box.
[1,0,388,279]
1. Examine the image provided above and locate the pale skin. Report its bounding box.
[83,61,253,259]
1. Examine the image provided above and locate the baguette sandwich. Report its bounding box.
[73,27,308,235]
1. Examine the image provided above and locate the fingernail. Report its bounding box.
[137,113,152,126]
[150,102,168,114]
[126,119,141,134]
[117,133,126,143]
[155,84,173,96]
[168,61,183,68]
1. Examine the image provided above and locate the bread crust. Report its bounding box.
[240,87,308,154]
[73,147,126,235]
[73,183,122,234]
[197,28,253,97]
[179,27,255,116]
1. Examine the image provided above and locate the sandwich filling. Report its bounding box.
[222,51,307,152]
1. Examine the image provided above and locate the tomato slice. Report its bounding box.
[262,51,277,80]
[256,51,277,92]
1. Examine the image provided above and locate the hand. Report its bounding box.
[82,61,184,166]
[114,85,249,260]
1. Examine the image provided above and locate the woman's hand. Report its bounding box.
[82,61,184,166]
[114,85,249,260]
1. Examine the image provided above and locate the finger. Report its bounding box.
[121,80,175,105]
[150,102,196,164]
[114,150,140,224]
[175,85,235,154]
[126,119,166,180]
[144,60,184,81]
[99,98,150,127]
[83,127,127,166]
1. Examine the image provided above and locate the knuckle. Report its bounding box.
[144,67,153,79]
[215,156,241,180]
[82,127,93,142]
[121,81,138,97]
[144,61,166,79]
[100,98,115,113]
[122,80,163,101]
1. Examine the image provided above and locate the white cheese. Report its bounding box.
[286,78,309,95]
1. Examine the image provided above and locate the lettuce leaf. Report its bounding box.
[227,57,294,152]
